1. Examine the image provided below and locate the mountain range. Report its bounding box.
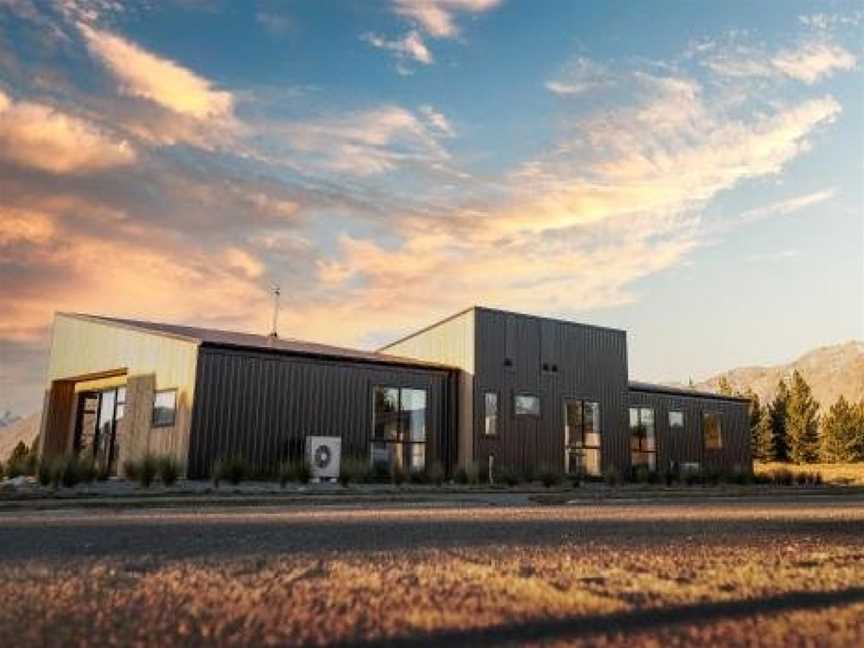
[690,340,864,409]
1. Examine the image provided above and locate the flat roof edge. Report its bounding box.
[629,381,751,403]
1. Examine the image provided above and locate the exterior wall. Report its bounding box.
[473,308,629,475]
[40,314,199,469]
[379,309,476,467]
[186,346,457,478]
[627,389,751,472]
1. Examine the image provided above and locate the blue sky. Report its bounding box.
[0,0,862,414]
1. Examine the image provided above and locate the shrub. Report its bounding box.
[494,464,520,487]
[60,455,83,488]
[768,467,794,486]
[122,458,140,481]
[5,448,37,479]
[453,461,479,486]
[37,458,53,486]
[538,465,562,488]
[408,468,428,484]
[279,458,311,487]
[0,460,4,480]
[7,441,30,466]
[157,456,181,486]
[632,465,652,484]
[338,456,368,487]
[138,455,159,488]
[79,456,97,483]
[215,456,250,486]
[522,464,536,485]
[603,466,622,487]
[684,470,703,486]
[370,462,391,483]
[426,461,446,487]
[391,463,407,486]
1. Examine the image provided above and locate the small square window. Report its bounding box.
[669,410,684,428]
[152,389,177,427]
[514,394,540,416]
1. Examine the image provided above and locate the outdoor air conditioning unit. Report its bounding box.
[306,436,341,481]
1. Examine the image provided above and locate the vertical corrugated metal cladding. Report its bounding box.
[186,347,456,478]
[474,308,629,475]
[627,390,751,472]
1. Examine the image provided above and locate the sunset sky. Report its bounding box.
[1,0,862,416]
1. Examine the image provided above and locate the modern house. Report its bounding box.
[38,307,750,479]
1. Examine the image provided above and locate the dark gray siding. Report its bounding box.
[187,346,457,478]
[627,389,751,472]
[473,308,629,474]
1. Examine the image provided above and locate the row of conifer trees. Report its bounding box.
[716,373,864,464]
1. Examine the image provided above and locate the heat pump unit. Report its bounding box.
[306,436,341,481]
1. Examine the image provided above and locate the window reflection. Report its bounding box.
[564,399,601,476]
[703,412,723,450]
[484,392,498,436]
[371,386,428,473]
[630,406,656,470]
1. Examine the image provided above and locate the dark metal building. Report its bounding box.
[39,307,751,479]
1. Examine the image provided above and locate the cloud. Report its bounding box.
[392,0,502,38]
[271,105,452,176]
[79,23,235,121]
[546,57,612,96]
[367,1,501,71]
[0,90,136,173]
[772,42,856,83]
[730,188,836,228]
[363,30,433,65]
[701,35,856,84]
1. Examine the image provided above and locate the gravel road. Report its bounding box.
[1,495,862,646]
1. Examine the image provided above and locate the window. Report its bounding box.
[629,407,656,470]
[669,410,684,429]
[514,394,540,416]
[152,389,177,427]
[371,386,427,472]
[703,412,723,450]
[484,392,498,436]
[564,399,601,476]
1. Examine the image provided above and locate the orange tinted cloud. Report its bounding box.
[0,91,135,173]
[79,23,235,122]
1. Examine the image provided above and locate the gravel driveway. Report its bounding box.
[1,495,862,646]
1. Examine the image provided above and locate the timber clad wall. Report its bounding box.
[627,389,751,471]
[41,315,199,467]
[187,347,456,478]
[474,308,630,474]
[379,309,475,467]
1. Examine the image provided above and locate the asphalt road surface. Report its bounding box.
[1,495,863,646]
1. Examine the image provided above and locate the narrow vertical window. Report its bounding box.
[152,389,177,427]
[669,410,684,429]
[564,399,601,476]
[630,406,656,470]
[484,392,498,436]
[703,412,723,450]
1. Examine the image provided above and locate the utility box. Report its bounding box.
[306,436,341,481]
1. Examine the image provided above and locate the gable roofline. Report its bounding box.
[56,312,457,371]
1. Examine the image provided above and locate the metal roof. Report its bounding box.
[60,313,457,371]
[628,380,751,403]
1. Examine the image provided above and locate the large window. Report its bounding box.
[371,386,427,472]
[74,386,126,475]
[630,407,656,470]
[152,389,177,427]
[703,412,723,450]
[514,394,540,416]
[564,399,601,476]
[669,410,684,429]
[484,392,498,436]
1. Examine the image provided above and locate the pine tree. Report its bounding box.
[847,400,864,462]
[768,379,790,462]
[787,370,820,464]
[754,408,774,461]
[745,389,764,460]
[820,396,856,462]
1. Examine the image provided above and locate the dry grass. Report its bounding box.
[756,462,864,485]
[0,502,862,646]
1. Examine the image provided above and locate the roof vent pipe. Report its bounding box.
[269,283,281,339]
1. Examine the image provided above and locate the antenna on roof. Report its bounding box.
[269,283,281,339]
